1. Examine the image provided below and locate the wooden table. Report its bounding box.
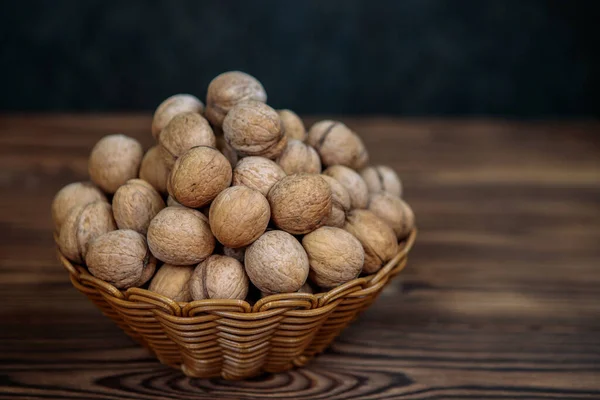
[1,116,599,399]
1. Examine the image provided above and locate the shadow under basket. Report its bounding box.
[58,229,416,380]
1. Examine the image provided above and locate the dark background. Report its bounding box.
[1,0,599,117]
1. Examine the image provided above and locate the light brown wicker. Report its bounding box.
[58,229,416,380]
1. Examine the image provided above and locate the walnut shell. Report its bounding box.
[147,207,215,265]
[278,109,306,141]
[233,156,286,196]
[86,229,157,289]
[344,210,398,274]
[158,112,216,169]
[88,134,143,194]
[276,139,321,175]
[51,181,107,234]
[112,179,166,235]
[205,71,267,128]
[223,246,245,263]
[168,146,232,208]
[323,165,369,209]
[245,230,309,294]
[361,165,403,197]
[189,255,249,300]
[149,264,194,302]
[302,227,364,288]
[267,174,332,235]
[152,94,204,139]
[257,135,288,160]
[307,120,369,170]
[223,101,285,158]
[320,175,351,228]
[58,201,117,264]
[368,193,414,239]
[209,186,270,248]
[139,146,170,195]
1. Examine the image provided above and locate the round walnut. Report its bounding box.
[320,175,351,228]
[112,179,166,235]
[278,109,306,141]
[302,227,364,288]
[307,120,369,170]
[88,134,143,194]
[51,181,107,234]
[139,146,170,195]
[344,210,398,274]
[323,165,369,209]
[268,174,332,235]
[189,255,249,300]
[147,207,215,265]
[168,146,232,208]
[58,201,116,264]
[276,139,321,175]
[149,264,194,302]
[245,230,309,294]
[368,193,415,239]
[223,101,285,159]
[151,94,204,139]
[233,156,286,196]
[361,165,403,197]
[158,112,216,169]
[86,230,157,289]
[205,71,267,128]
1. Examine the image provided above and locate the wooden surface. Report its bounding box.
[1,115,599,399]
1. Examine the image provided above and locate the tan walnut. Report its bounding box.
[323,165,369,209]
[51,181,107,234]
[320,175,351,228]
[232,156,286,196]
[112,179,166,235]
[151,94,204,139]
[307,120,369,170]
[158,112,216,169]
[189,255,249,300]
[361,165,403,197]
[139,146,170,195]
[88,134,143,194]
[368,192,415,239]
[149,264,194,302]
[276,139,321,175]
[278,109,306,141]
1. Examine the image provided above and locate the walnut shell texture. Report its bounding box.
[88,134,143,194]
[278,109,306,141]
[86,229,156,289]
[158,112,216,169]
[189,255,249,300]
[245,230,309,294]
[257,135,288,160]
[344,210,398,274]
[276,139,321,175]
[112,179,166,235]
[209,186,270,248]
[320,175,351,228]
[149,264,194,302]
[152,94,204,139]
[168,146,232,208]
[302,226,364,288]
[233,156,286,196]
[307,120,369,170]
[323,165,369,209]
[361,165,403,197]
[51,181,107,234]
[147,207,215,265]
[268,174,332,235]
[368,192,415,239]
[139,145,170,195]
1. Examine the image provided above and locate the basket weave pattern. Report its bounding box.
[59,230,416,380]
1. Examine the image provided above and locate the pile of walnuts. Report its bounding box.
[52,71,415,303]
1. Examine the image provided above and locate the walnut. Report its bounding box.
[223,246,245,263]
[276,139,321,175]
[189,255,249,300]
[148,264,194,302]
[302,226,364,288]
[158,112,216,169]
[256,135,288,160]
[320,175,351,228]
[223,101,285,159]
[361,165,403,197]
[344,210,398,274]
[368,193,414,239]
[232,156,286,196]
[323,165,369,209]
[168,146,232,208]
[86,229,157,289]
[151,94,204,139]
[278,109,306,141]
[205,71,267,128]
[58,201,117,264]
[209,186,270,248]
[51,181,106,234]
[245,230,309,294]
[112,179,166,235]
[139,146,170,195]
[88,134,143,194]
[147,207,215,265]
[307,120,369,170]
[268,173,332,235]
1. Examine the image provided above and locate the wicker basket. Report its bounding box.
[58,229,416,380]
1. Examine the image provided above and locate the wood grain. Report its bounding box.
[1,115,599,399]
